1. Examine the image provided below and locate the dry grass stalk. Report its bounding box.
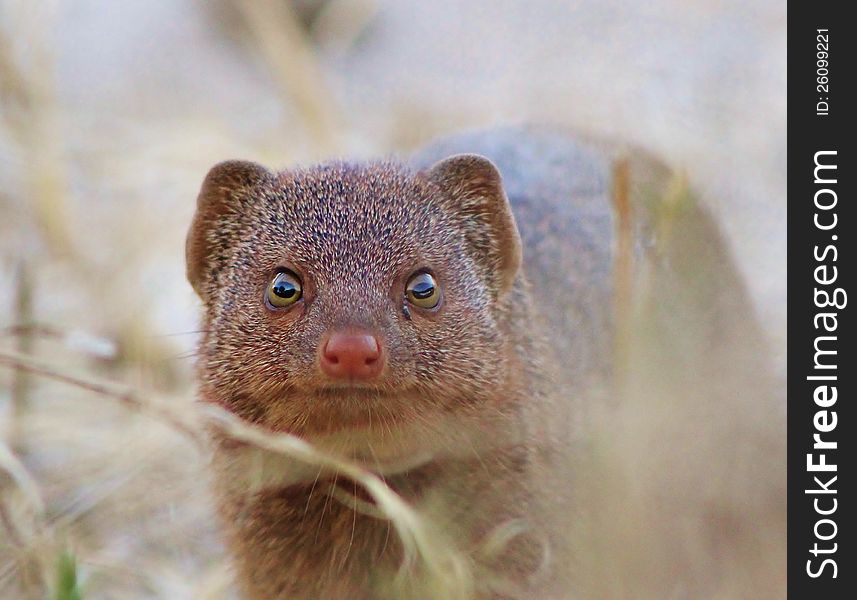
[0,348,475,598]
[234,0,343,155]
[0,3,73,256]
[311,0,379,56]
[610,157,633,381]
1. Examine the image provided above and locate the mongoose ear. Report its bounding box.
[425,154,522,296]
[186,160,272,300]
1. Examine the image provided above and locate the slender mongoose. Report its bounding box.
[186,127,764,599]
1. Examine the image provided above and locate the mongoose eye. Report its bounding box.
[405,271,441,309]
[266,269,303,309]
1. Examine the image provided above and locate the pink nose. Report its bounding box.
[319,332,383,380]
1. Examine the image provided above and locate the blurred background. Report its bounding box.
[1,0,785,598]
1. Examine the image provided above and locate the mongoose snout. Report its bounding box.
[318,330,384,380]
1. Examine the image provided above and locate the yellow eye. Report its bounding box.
[266,270,302,308]
[405,271,441,309]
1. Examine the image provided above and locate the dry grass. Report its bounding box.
[1,1,784,598]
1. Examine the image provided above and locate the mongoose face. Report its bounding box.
[187,156,523,457]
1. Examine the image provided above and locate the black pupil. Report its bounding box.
[273,279,297,299]
[411,278,435,299]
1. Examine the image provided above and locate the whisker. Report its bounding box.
[340,478,358,571]
[155,330,211,338]
[315,471,337,544]
[302,465,325,524]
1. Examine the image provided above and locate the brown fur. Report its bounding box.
[188,143,563,598]
[187,127,766,598]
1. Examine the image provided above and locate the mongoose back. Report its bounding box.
[186,128,709,598]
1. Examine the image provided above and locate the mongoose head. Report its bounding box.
[187,155,525,462]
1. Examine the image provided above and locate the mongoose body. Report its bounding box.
[186,128,668,598]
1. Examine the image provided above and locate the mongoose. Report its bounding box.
[186,127,763,599]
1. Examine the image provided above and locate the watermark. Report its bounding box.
[789,8,854,597]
